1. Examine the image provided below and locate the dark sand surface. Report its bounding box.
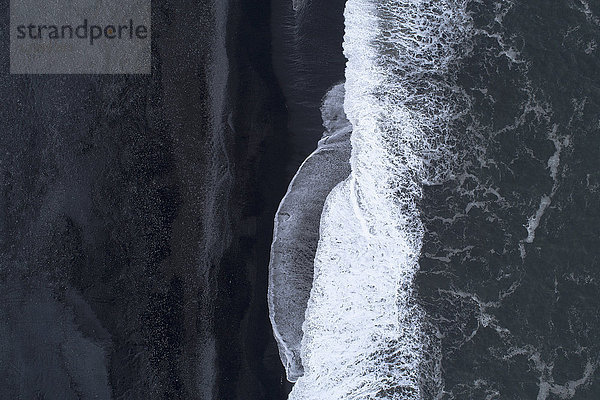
[0,0,346,398]
[214,0,292,398]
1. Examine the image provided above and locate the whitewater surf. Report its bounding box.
[270,0,472,398]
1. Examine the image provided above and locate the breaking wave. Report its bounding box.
[289,0,471,398]
[269,82,352,382]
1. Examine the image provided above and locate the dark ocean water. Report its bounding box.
[417,0,600,398]
[269,0,600,399]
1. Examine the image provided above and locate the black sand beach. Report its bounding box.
[1,0,294,397]
[0,0,346,398]
[217,0,349,397]
[214,0,291,398]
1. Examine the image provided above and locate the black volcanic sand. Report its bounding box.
[213,0,292,398]
[0,0,347,398]
[271,0,349,173]
[0,0,231,399]
[215,0,348,398]
[0,0,292,399]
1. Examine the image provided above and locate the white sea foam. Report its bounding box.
[292,0,308,12]
[289,0,470,398]
[522,125,570,247]
[524,195,551,244]
[269,83,352,382]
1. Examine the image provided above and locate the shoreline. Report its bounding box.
[266,0,348,388]
[213,0,293,398]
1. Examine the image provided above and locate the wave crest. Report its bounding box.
[289,1,471,399]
